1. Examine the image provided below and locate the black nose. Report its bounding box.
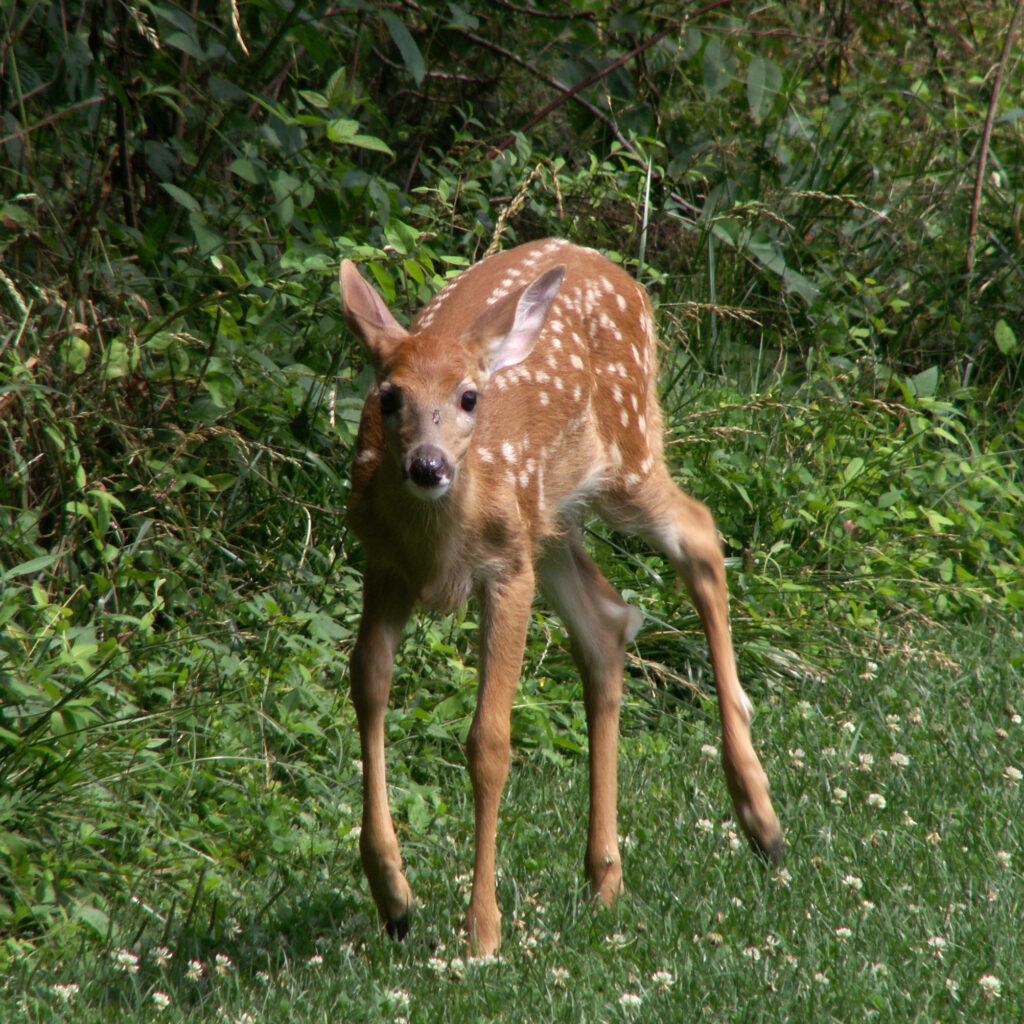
[407,447,451,489]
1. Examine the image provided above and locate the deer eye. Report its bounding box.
[459,390,478,413]
[379,387,401,416]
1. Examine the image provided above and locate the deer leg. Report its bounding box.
[538,532,642,907]
[350,567,415,937]
[614,474,784,862]
[464,568,535,956]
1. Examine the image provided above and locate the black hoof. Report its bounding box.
[385,913,410,940]
[751,832,785,867]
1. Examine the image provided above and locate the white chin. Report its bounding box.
[405,478,452,501]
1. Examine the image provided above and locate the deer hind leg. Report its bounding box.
[538,530,643,906]
[603,471,784,863]
[350,568,416,938]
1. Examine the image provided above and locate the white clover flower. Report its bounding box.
[773,867,792,887]
[152,991,171,1012]
[978,974,1002,1000]
[187,959,204,980]
[111,948,140,974]
[604,932,630,949]
[50,983,79,1003]
[618,992,643,1011]
[742,945,761,961]
[789,748,806,768]
[695,818,714,834]
[858,753,875,772]
[814,971,830,985]
[149,945,173,967]
[927,936,947,955]
[995,850,1011,869]
[945,977,959,996]
[866,792,886,809]
[842,874,864,891]
[700,743,719,761]
[889,752,909,768]
[386,989,411,1009]
[550,966,570,986]
[832,787,848,804]
[835,927,852,939]
[1003,765,1022,784]
[651,970,675,989]
[307,954,323,967]
[214,954,233,976]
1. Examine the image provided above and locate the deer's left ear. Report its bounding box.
[462,267,565,376]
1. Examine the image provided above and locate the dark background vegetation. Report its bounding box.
[1,0,1022,1013]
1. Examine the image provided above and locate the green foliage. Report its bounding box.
[0,1,1022,1014]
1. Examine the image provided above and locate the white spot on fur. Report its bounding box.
[570,354,584,370]
[619,408,629,427]
[502,441,516,464]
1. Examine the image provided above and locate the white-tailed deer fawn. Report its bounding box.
[339,238,783,955]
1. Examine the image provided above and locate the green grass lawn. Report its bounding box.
[7,617,1021,1022]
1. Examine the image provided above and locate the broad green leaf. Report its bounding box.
[843,457,865,484]
[703,36,730,97]
[161,182,201,213]
[908,365,939,398]
[994,318,1017,355]
[747,55,782,125]
[2,553,58,579]
[382,11,426,85]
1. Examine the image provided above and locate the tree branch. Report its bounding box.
[965,0,1024,283]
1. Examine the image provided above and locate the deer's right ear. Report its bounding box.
[339,260,409,372]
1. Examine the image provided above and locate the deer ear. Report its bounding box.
[339,260,409,371]
[465,266,566,375]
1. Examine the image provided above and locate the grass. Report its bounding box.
[6,616,1021,1022]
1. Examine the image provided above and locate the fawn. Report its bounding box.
[339,238,783,955]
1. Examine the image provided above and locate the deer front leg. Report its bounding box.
[351,568,415,937]
[464,568,535,956]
